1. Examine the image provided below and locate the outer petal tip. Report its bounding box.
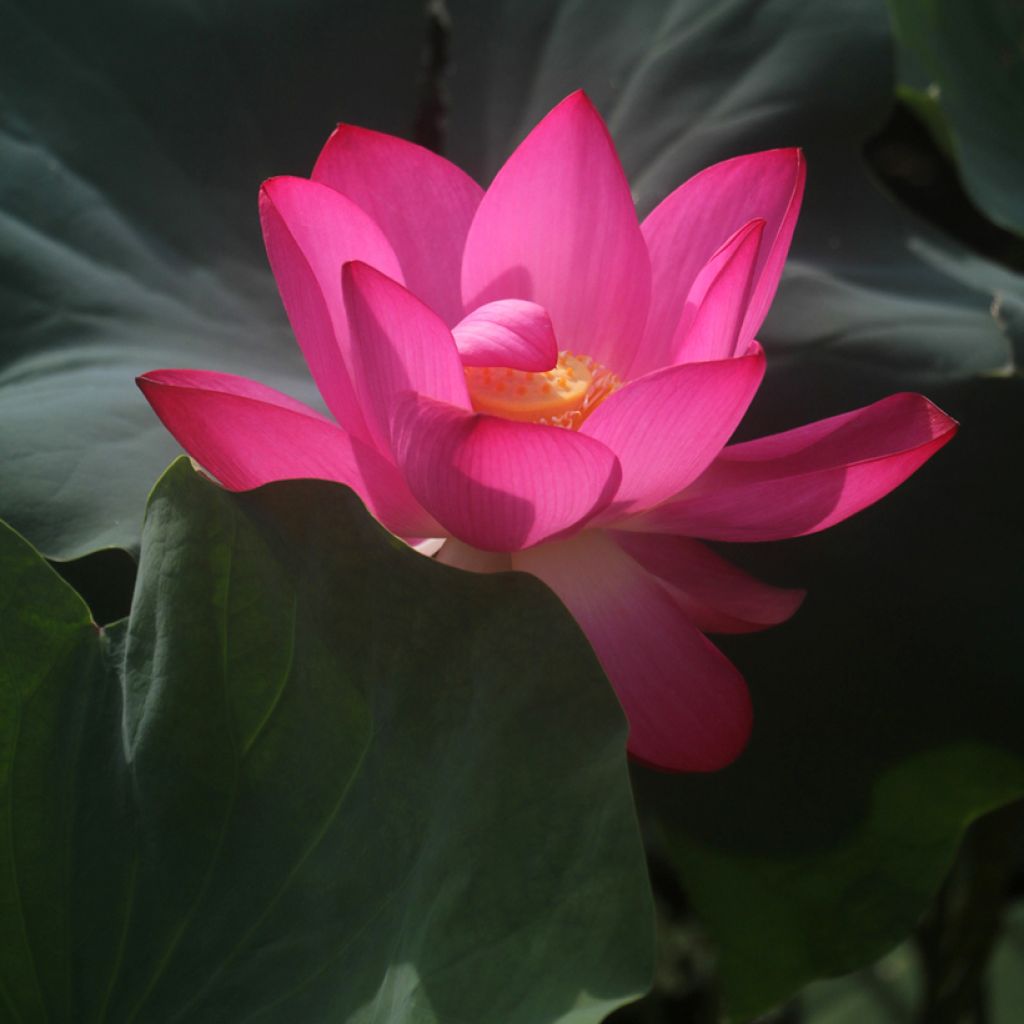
[565,88,596,112]
[340,258,378,288]
[632,391,958,541]
[136,368,442,538]
[313,124,483,325]
[461,88,650,373]
[614,531,806,635]
[637,147,807,374]
[257,174,295,204]
[896,392,959,436]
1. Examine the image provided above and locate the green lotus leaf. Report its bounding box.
[0,460,653,1023]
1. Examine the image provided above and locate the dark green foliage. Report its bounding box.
[0,462,652,1022]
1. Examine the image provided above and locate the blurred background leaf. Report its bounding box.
[887,0,1024,237]
[447,0,1023,379]
[0,0,426,558]
[0,460,653,1023]
[796,828,1024,1024]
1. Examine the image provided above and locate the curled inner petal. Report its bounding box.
[464,351,621,429]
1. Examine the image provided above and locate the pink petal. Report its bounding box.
[313,126,483,326]
[582,345,765,519]
[670,219,765,365]
[389,392,621,552]
[514,530,751,772]
[613,532,805,634]
[137,369,442,539]
[452,299,558,371]
[461,91,651,374]
[627,393,958,541]
[636,149,805,376]
[342,262,470,453]
[259,176,404,445]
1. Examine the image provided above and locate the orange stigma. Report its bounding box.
[464,352,621,429]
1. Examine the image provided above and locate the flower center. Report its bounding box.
[464,351,621,429]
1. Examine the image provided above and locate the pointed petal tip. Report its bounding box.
[341,255,428,308]
[257,175,291,201]
[340,259,412,312]
[315,123,348,157]
[463,83,648,372]
[563,87,593,107]
[321,122,371,164]
[754,145,804,166]
[702,215,767,275]
[258,173,352,206]
[663,222,769,367]
[316,122,434,162]
[536,89,606,132]
[635,147,806,375]
[633,390,958,542]
[340,257,375,285]
[316,129,483,325]
[895,392,960,436]
[136,369,174,391]
[738,216,767,235]
[257,175,319,219]
[612,532,807,635]
[725,147,806,198]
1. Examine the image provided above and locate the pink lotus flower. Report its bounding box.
[138,92,956,772]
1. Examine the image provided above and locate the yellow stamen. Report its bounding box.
[464,351,622,429]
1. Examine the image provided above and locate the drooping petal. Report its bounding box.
[582,345,765,519]
[390,392,621,551]
[461,91,651,374]
[638,149,805,374]
[259,176,404,444]
[626,393,958,541]
[669,219,764,366]
[136,369,442,539]
[613,532,805,634]
[514,531,751,772]
[342,262,470,453]
[313,126,483,326]
[452,300,558,371]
